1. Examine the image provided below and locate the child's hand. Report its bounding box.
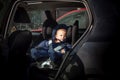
[61,49,65,54]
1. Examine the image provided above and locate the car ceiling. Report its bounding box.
[22,0,85,10]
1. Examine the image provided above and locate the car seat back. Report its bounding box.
[42,10,58,40]
[66,25,72,44]
[72,20,79,45]
[8,30,32,80]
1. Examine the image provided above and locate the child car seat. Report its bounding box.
[72,20,79,45]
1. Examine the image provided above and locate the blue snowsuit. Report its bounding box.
[31,24,72,64]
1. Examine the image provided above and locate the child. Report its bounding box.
[30,24,72,67]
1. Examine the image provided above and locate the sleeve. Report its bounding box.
[35,40,49,49]
[54,45,63,53]
[67,43,72,49]
[48,43,63,62]
[64,43,72,51]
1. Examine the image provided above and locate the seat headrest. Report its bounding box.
[14,7,31,23]
[42,10,58,40]
[8,30,32,52]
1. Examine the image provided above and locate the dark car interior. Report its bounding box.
[0,0,89,80]
[0,0,120,80]
[5,1,88,80]
[1,0,119,80]
[8,30,32,80]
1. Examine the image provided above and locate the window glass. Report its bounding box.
[12,8,46,32]
[56,8,88,29]
[27,10,46,30]
[10,1,89,32]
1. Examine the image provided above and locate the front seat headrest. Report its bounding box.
[42,10,58,40]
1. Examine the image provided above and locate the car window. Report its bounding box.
[57,8,88,29]
[27,10,45,30]
[8,6,47,34]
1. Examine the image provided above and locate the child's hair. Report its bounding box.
[55,28,67,35]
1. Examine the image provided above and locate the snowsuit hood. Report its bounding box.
[52,24,68,43]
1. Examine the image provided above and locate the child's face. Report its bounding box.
[55,29,67,43]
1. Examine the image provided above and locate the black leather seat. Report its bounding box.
[8,30,32,80]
